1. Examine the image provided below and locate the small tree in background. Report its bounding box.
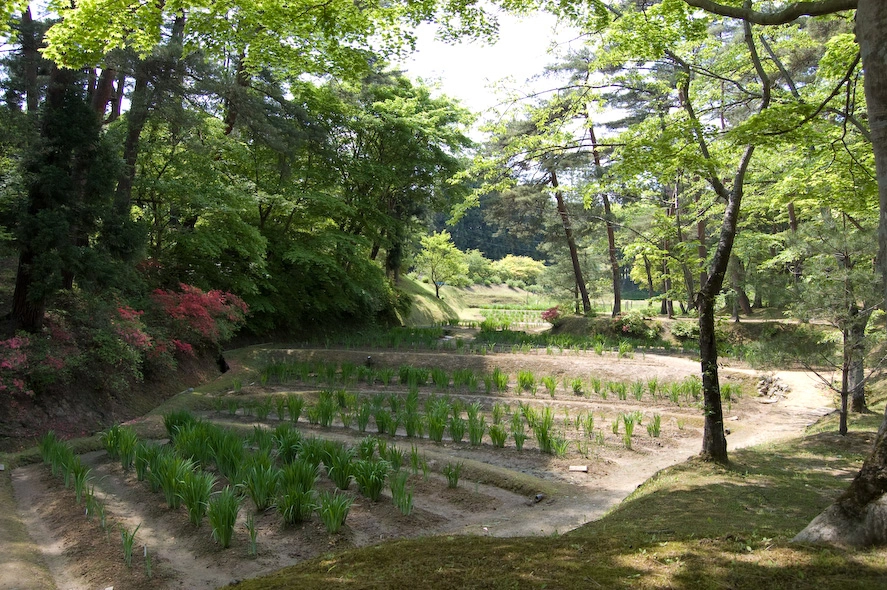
[464,249,495,285]
[492,255,545,288]
[415,231,467,298]
[790,213,881,434]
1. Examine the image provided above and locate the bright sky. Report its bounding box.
[398,12,573,120]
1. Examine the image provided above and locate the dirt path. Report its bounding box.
[2,352,836,590]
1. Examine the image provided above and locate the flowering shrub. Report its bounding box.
[150,284,248,349]
[541,306,562,325]
[113,305,153,351]
[611,310,661,340]
[0,335,32,396]
[0,285,248,398]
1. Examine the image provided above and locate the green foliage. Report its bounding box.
[443,461,463,488]
[278,487,316,526]
[181,470,218,527]
[280,460,320,494]
[489,423,508,448]
[155,454,196,509]
[353,459,389,501]
[208,487,242,548]
[448,415,466,444]
[316,491,353,533]
[647,414,662,438]
[416,231,468,297]
[239,458,280,512]
[325,444,355,490]
[468,415,486,446]
[120,524,140,567]
[389,471,414,515]
[491,255,545,286]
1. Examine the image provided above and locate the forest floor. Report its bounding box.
[1,345,837,590]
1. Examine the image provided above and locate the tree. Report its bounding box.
[790,212,878,433]
[668,0,887,548]
[415,231,467,298]
[473,114,595,314]
[328,70,473,279]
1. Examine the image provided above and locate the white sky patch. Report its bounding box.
[398,12,573,121]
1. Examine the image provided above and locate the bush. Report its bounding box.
[541,306,562,325]
[670,320,699,341]
[150,283,248,350]
[612,310,661,340]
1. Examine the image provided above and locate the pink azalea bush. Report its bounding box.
[150,284,249,348]
[541,306,562,325]
[1,285,248,397]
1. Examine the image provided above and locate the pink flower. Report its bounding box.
[172,339,195,356]
[45,356,65,370]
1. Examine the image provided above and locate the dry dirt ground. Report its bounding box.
[3,348,836,590]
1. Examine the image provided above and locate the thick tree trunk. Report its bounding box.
[794,404,887,547]
[11,65,77,332]
[90,68,116,120]
[223,52,250,135]
[551,170,592,315]
[11,249,45,332]
[682,0,887,547]
[114,13,185,215]
[796,0,887,545]
[109,73,125,123]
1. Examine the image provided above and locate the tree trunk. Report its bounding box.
[848,305,872,413]
[114,64,152,215]
[21,7,39,114]
[674,192,697,311]
[551,170,591,315]
[859,0,887,320]
[729,255,753,316]
[603,192,621,317]
[840,326,851,435]
[798,1,887,543]
[697,197,708,290]
[11,65,77,332]
[794,403,887,547]
[114,13,185,216]
[109,73,125,123]
[681,12,768,463]
[90,68,117,120]
[643,255,655,298]
[662,258,674,318]
[587,123,621,316]
[223,52,250,135]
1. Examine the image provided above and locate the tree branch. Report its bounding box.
[682,0,857,25]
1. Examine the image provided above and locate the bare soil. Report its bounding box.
[3,347,835,590]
